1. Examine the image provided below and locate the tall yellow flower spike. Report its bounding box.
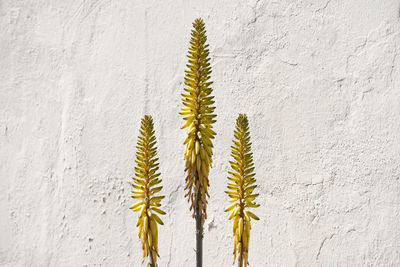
[130,115,165,267]
[225,114,260,267]
[180,18,216,224]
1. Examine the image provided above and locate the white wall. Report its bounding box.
[1,1,400,266]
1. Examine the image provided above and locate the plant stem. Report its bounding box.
[149,253,156,267]
[195,173,203,267]
[148,213,156,267]
[238,244,243,267]
[238,137,244,267]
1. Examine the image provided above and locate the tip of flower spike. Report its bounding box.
[141,115,155,133]
[193,18,205,31]
[194,17,204,24]
[237,113,248,124]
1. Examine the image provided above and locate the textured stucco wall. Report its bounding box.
[1,1,400,266]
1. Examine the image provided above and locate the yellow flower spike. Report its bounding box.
[225,114,259,267]
[180,18,216,224]
[131,115,165,267]
[180,18,216,266]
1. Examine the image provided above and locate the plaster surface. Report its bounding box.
[1,1,400,266]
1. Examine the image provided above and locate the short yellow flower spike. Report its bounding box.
[180,18,216,223]
[130,115,165,267]
[225,114,260,266]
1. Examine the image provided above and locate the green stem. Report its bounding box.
[195,172,203,267]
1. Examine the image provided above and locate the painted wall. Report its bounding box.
[1,1,400,266]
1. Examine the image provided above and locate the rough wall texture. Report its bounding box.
[1,1,400,266]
